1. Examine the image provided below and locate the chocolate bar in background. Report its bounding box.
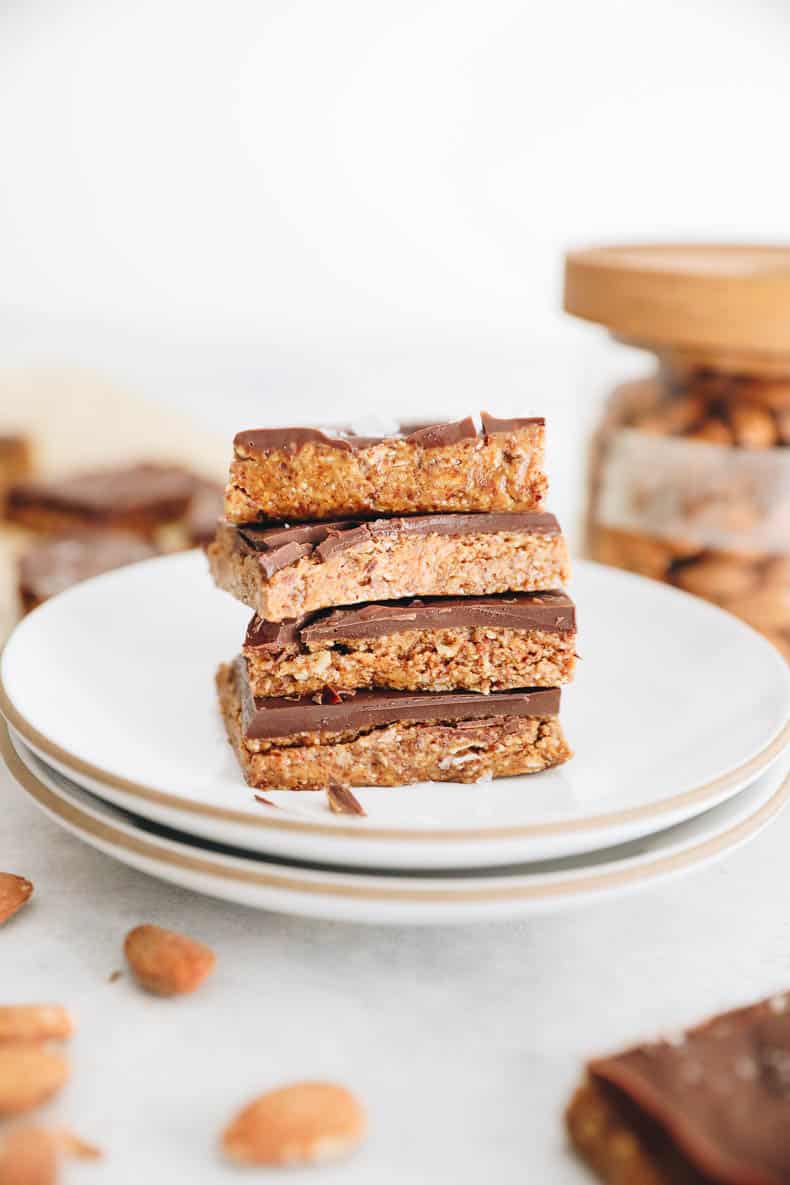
[567,991,790,1185]
[18,531,157,613]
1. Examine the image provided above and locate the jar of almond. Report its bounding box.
[565,245,790,662]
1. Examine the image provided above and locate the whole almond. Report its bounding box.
[124,924,216,996]
[729,403,778,449]
[0,874,33,926]
[672,555,758,604]
[725,587,790,634]
[686,417,733,445]
[0,1007,73,1045]
[0,1045,69,1115]
[597,529,674,580]
[221,1081,366,1167]
[0,1126,58,1185]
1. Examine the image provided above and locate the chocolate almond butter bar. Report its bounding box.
[7,464,197,539]
[18,530,157,613]
[225,413,547,522]
[567,991,790,1185]
[208,512,570,622]
[217,656,570,790]
[243,591,576,696]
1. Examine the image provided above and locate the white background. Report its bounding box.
[1,0,789,433]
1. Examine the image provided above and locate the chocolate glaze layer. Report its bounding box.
[8,463,197,519]
[589,993,790,1185]
[234,656,560,740]
[232,512,561,578]
[233,412,544,456]
[244,591,576,651]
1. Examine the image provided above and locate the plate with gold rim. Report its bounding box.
[4,724,789,924]
[1,552,788,870]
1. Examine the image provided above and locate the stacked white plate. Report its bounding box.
[2,552,789,924]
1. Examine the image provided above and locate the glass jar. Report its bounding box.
[564,245,790,662]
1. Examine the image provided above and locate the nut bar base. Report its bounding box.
[208,513,570,622]
[567,1080,696,1185]
[566,991,790,1185]
[243,592,577,696]
[216,661,571,791]
[226,413,547,522]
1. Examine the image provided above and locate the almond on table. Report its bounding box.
[0,1125,58,1185]
[0,1045,69,1116]
[123,924,216,997]
[0,1006,73,1044]
[221,1081,366,1167]
[0,874,33,926]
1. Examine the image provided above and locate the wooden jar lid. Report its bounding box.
[564,245,790,366]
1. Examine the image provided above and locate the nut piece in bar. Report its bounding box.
[18,530,157,613]
[243,591,577,696]
[208,511,570,622]
[225,412,547,522]
[567,991,790,1185]
[216,656,571,790]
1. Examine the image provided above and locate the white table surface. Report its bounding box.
[4,757,790,1183]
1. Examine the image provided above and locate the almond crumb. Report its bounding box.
[327,785,366,817]
[57,1127,103,1160]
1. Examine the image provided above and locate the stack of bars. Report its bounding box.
[209,413,576,794]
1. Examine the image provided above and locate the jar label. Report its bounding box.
[596,428,790,553]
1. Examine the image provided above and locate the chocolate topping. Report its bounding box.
[232,511,561,577]
[589,994,790,1185]
[19,530,157,602]
[244,591,575,652]
[481,411,545,437]
[233,413,544,456]
[234,656,561,739]
[8,463,196,520]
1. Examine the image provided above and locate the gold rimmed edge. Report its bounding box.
[3,722,789,905]
[1,673,789,843]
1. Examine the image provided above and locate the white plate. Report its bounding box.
[5,724,789,925]
[1,552,788,870]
